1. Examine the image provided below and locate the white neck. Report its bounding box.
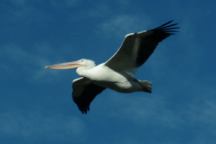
[76,65,95,77]
[75,59,96,77]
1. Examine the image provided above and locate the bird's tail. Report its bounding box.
[139,80,152,93]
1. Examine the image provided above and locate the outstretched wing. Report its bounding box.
[72,77,105,114]
[105,20,179,72]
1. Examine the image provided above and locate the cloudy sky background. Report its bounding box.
[0,0,216,143]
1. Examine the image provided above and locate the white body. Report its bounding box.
[46,20,178,113]
[76,63,143,92]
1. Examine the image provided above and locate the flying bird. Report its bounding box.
[46,20,179,114]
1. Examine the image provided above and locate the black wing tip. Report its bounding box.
[75,103,90,114]
[72,97,90,114]
[80,107,89,114]
[81,110,88,114]
[159,20,178,27]
[76,102,90,114]
[157,20,179,35]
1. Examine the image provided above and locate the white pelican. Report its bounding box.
[46,20,179,114]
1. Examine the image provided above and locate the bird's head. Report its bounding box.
[45,58,96,70]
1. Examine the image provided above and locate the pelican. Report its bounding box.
[46,20,179,114]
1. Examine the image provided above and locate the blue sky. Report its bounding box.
[0,0,216,143]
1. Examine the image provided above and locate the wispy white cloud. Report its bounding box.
[107,94,184,129]
[3,0,80,21]
[3,0,30,19]
[8,0,79,7]
[106,82,216,132]
[88,0,151,37]
[49,0,80,8]
[187,95,216,129]
[100,14,152,37]
[0,110,86,142]
[9,0,26,7]
[92,98,210,143]
[64,0,79,7]
[0,44,63,81]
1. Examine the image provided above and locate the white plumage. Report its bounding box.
[46,20,179,113]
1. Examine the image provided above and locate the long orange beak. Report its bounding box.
[45,61,81,70]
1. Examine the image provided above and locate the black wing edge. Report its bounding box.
[134,20,179,67]
[72,81,105,114]
[153,20,179,37]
